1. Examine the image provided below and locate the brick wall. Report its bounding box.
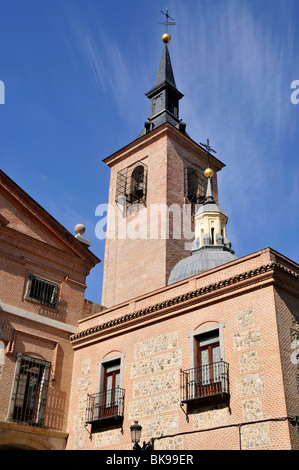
[66,250,298,450]
[101,124,222,308]
[0,173,99,450]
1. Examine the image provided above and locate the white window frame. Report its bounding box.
[188,322,225,370]
[96,353,125,418]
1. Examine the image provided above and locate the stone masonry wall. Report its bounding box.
[129,331,183,450]
[234,308,270,449]
[66,267,297,451]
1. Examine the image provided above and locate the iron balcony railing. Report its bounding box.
[85,388,125,424]
[180,361,229,403]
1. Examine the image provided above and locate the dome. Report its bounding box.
[168,246,237,285]
[167,162,237,286]
[195,201,227,217]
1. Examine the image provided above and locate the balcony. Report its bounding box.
[85,388,125,427]
[180,361,229,407]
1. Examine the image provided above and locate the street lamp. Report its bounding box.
[130,421,154,450]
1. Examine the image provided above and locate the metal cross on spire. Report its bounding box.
[159,8,176,33]
[199,138,217,167]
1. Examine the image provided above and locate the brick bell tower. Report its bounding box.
[101,32,225,308]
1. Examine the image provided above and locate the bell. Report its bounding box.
[135,182,144,198]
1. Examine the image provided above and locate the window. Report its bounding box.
[184,167,207,216]
[86,354,125,425]
[181,324,229,405]
[26,274,59,308]
[130,166,145,202]
[195,330,222,396]
[10,354,51,427]
[151,93,163,116]
[0,341,4,379]
[100,359,121,418]
[211,227,215,245]
[115,161,148,214]
[186,168,198,204]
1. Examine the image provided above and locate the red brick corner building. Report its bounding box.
[1,34,299,451]
[0,171,100,449]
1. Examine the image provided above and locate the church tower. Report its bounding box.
[101,33,225,308]
[168,168,236,285]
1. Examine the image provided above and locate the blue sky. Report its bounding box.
[0,0,298,305]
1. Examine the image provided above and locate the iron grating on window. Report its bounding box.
[26,274,59,308]
[184,166,208,205]
[12,354,51,427]
[115,161,148,213]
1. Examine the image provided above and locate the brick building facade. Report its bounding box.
[0,170,99,450]
[1,36,299,451]
[101,123,224,308]
[65,39,299,451]
[67,247,299,451]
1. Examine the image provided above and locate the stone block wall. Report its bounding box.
[66,258,298,451]
[129,332,183,450]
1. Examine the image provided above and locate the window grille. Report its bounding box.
[184,166,208,205]
[0,320,7,341]
[12,354,51,427]
[26,274,59,308]
[115,161,148,212]
[0,320,5,337]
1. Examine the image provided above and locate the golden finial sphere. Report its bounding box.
[162,33,171,43]
[204,168,214,178]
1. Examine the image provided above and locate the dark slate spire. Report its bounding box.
[204,176,215,205]
[149,43,177,92]
[137,42,186,138]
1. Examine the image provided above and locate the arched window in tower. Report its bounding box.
[185,167,209,218]
[185,168,206,203]
[186,168,198,204]
[115,161,148,214]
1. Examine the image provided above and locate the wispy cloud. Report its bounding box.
[174,0,295,138]
[60,4,139,121]
[85,33,107,90]
[169,1,297,256]
[84,31,132,109]
[58,0,298,262]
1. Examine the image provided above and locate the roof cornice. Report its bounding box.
[0,170,100,267]
[103,122,225,172]
[145,80,184,100]
[70,262,299,346]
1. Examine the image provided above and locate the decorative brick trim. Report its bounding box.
[5,328,59,380]
[70,263,299,343]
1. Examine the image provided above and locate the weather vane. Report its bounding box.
[200,139,217,178]
[159,8,176,43]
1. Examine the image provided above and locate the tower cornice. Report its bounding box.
[103,122,225,172]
